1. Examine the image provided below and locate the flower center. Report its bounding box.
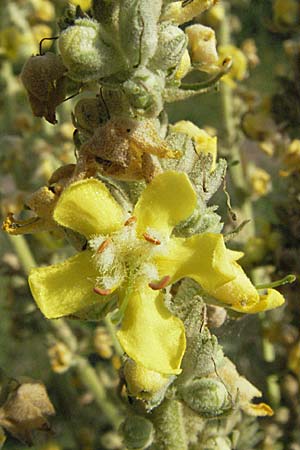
[89,216,167,293]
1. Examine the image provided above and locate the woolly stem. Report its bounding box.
[150,399,187,450]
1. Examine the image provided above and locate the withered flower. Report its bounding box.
[0,379,55,445]
[21,52,67,124]
[77,118,181,182]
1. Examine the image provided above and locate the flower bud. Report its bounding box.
[119,0,161,67]
[181,378,228,417]
[123,359,170,400]
[123,68,164,117]
[150,24,187,73]
[121,415,154,449]
[58,18,122,82]
[185,24,219,73]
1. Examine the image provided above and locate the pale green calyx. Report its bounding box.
[123,67,165,117]
[150,23,187,74]
[181,378,229,417]
[119,0,162,67]
[58,18,123,82]
[121,415,154,449]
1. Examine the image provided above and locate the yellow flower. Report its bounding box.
[280,139,300,176]
[162,0,217,25]
[218,45,248,88]
[185,24,219,74]
[217,358,273,416]
[250,167,271,197]
[28,172,284,375]
[124,360,170,399]
[69,0,92,11]
[171,121,217,170]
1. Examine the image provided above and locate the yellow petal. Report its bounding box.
[134,171,197,237]
[171,121,217,171]
[117,286,186,375]
[54,178,124,239]
[155,234,235,291]
[209,261,259,309]
[237,288,285,314]
[29,251,102,318]
[243,402,274,417]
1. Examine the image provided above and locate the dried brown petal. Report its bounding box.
[21,52,67,124]
[0,380,55,445]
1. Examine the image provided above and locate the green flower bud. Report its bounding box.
[123,67,165,117]
[150,23,187,74]
[181,378,228,418]
[121,415,154,449]
[58,18,122,82]
[119,0,162,67]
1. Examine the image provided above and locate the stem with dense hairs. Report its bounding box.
[150,399,188,450]
[6,233,122,428]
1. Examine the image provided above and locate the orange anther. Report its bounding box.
[97,238,111,253]
[93,287,112,296]
[143,232,161,245]
[124,216,137,226]
[149,275,171,291]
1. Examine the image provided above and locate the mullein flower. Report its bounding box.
[162,0,217,25]
[28,171,284,375]
[170,120,217,170]
[185,24,219,74]
[218,45,248,88]
[217,358,274,416]
[280,139,300,176]
[249,167,271,198]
